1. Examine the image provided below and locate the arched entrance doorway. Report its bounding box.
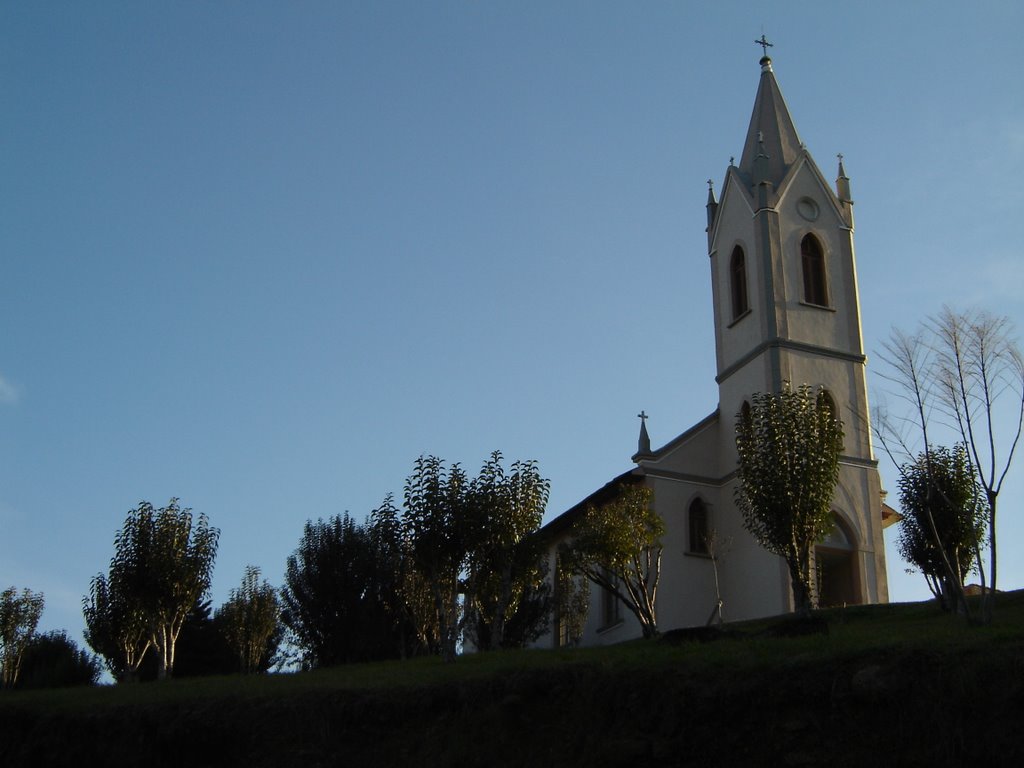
[815,517,861,607]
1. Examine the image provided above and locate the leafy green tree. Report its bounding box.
[897,445,987,610]
[401,455,471,662]
[368,495,434,658]
[554,552,589,648]
[85,499,219,680]
[281,513,400,667]
[735,383,843,617]
[157,600,234,678]
[0,587,44,688]
[561,483,663,639]
[129,600,265,680]
[877,308,1022,622]
[83,569,151,681]
[463,452,552,650]
[15,631,102,689]
[217,566,282,674]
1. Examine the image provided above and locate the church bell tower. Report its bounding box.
[705,47,887,605]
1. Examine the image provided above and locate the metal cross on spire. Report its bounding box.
[638,410,648,423]
[755,34,773,57]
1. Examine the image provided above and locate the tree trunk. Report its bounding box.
[984,490,997,624]
[788,555,813,618]
[491,565,513,650]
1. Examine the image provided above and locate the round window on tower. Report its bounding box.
[797,197,819,221]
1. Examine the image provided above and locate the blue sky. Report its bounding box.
[2,2,1022,649]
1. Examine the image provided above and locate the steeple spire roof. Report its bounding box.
[736,53,803,189]
[634,410,653,461]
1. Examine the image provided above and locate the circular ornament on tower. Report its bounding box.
[796,197,819,221]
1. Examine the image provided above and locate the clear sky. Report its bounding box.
[2,2,1022,650]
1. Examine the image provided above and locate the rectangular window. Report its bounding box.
[601,571,622,628]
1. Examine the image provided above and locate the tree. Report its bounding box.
[561,483,663,639]
[281,513,400,667]
[401,455,471,662]
[127,600,263,680]
[217,566,282,674]
[877,308,1023,622]
[160,600,235,678]
[931,308,1023,621]
[15,631,102,689]
[368,494,436,658]
[0,587,44,688]
[897,445,987,610]
[83,569,151,682]
[85,499,219,680]
[463,452,552,650]
[734,383,843,617]
[553,552,589,648]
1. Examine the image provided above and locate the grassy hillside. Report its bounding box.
[2,593,1023,767]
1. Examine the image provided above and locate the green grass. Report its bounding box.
[3,592,1023,767]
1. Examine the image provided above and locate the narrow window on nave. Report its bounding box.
[688,498,709,555]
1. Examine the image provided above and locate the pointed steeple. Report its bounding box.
[633,410,653,462]
[836,153,852,202]
[737,53,803,189]
[705,179,718,232]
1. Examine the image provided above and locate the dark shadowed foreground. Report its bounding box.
[2,593,1023,767]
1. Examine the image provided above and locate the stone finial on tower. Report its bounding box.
[836,153,852,202]
[634,410,653,462]
[706,179,718,233]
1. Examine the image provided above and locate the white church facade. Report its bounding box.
[538,52,893,647]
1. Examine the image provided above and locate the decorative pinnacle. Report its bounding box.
[636,410,652,458]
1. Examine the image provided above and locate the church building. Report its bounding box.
[538,50,892,647]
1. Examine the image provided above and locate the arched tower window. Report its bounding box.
[729,246,749,320]
[801,234,828,306]
[688,498,709,555]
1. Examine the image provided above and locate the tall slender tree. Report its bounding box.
[402,456,470,663]
[83,570,151,681]
[217,566,281,674]
[368,494,435,658]
[735,384,843,617]
[932,308,1023,621]
[463,452,551,650]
